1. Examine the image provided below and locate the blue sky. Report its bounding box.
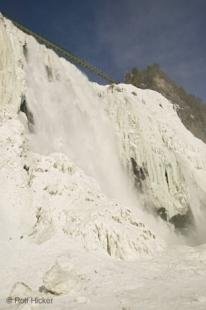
[1,0,206,100]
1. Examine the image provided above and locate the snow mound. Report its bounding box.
[23,151,164,260]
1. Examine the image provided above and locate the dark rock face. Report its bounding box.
[45,65,53,82]
[169,208,194,233]
[157,206,194,233]
[157,207,168,222]
[23,43,28,61]
[165,170,169,187]
[125,65,206,144]
[130,158,148,191]
[20,95,34,131]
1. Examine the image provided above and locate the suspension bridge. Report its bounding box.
[2,13,117,84]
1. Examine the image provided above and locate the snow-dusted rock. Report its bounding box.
[42,256,86,295]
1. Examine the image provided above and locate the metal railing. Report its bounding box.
[2,12,117,84]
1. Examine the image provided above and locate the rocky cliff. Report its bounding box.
[125,65,206,144]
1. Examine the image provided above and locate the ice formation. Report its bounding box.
[1,14,206,309]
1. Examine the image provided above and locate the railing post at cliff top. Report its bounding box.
[1,12,118,85]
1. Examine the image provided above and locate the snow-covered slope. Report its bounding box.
[1,14,206,310]
[99,84,206,232]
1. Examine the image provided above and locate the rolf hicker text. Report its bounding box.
[6,296,53,305]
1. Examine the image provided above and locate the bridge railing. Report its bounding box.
[2,12,118,84]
